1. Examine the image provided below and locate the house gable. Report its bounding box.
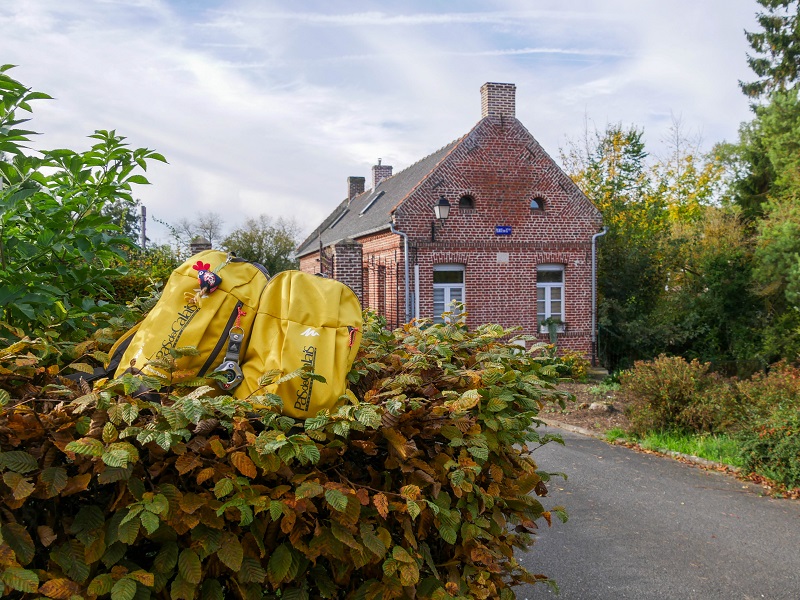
[393,116,601,242]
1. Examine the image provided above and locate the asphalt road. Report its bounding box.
[513,427,800,600]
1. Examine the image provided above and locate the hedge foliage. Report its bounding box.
[0,312,568,599]
[620,355,800,488]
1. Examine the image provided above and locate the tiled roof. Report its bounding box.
[296,138,463,257]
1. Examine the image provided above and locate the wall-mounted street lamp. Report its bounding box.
[431,195,451,241]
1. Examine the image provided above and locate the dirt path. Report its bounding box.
[540,381,631,435]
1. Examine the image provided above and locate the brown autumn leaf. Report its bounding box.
[61,473,91,497]
[38,578,81,599]
[373,492,389,519]
[35,528,57,553]
[230,452,258,478]
[196,467,215,485]
[176,453,203,475]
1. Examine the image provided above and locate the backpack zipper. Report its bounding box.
[198,300,244,376]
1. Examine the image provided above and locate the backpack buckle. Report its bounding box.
[213,327,245,391]
[213,360,244,391]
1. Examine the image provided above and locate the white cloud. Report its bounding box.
[1,0,760,244]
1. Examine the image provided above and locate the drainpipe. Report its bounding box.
[390,219,411,323]
[591,227,609,367]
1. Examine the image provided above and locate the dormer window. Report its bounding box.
[459,194,475,210]
[530,196,545,212]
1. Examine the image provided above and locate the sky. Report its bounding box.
[2,1,761,245]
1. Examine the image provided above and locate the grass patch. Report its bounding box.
[605,427,628,443]
[637,430,744,467]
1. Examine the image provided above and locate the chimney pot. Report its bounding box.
[372,160,393,189]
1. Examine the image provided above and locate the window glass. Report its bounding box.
[538,270,563,283]
[433,270,464,284]
[434,264,465,324]
[459,195,475,209]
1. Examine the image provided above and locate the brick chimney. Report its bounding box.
[372,158,393,189]
[347,176,365,204]
[481,82,516,119]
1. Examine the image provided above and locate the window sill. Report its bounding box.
[539,323,566,334]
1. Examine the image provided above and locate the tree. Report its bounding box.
[0,65,166,341]
[176,211,226,247]
[221,215,301,275]
[563,124,670,368]
[740,0,800,99]
[563,121,727,369]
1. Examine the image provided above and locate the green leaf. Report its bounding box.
[238,556,267,584]
[0,567,39,593]
[121,403,139,424]
[153,542,179,574]
[38,466,68,497]
[170,575,196,600]
[118,514,140,545]
[201,579,224,600]
[140,510,160,534]
[52,539,90,582]
[267,543,293,583]
[324,488,348,512]
[439,525,457,545]
[295,480,324,499]
[65,437,104,457]
[300,442,321,463]
[70,505,105,538]
[88,574,115,596]
[360,524,388,558]
[216,533,243,571]
[214,478,234,499]
[2,523,35,565]
[0,450,38,473]
[111,578,137,600]
[144,494,169,516]
[0,389,10,406]
[269,500,284,521]
[178,548,202,584]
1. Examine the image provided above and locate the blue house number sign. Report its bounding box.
[495,226,512,235]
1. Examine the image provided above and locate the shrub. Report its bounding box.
[620,355,743,435]
[735,361,800,421]
[556,350,590,382]
[0,67,166,343]
[0,313,568,598]
[738,407,800,489]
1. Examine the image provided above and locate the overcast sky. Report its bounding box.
[2,1,760,244]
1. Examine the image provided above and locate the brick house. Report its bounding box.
[296,82,604,358]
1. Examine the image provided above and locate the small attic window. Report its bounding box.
[530,196,545,212]
[359,190,385,216]
[329,208,348,229]
[459,194,475,210]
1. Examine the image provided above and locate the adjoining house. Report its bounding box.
[296,82,604,358]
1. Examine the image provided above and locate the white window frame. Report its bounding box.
[433,264,465,324]
[537,264,565,332]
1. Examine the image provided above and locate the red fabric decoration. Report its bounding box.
[193,260,211,272]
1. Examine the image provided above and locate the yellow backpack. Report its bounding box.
[235,270,363,419]
[107,254,363,418]
[108,250,268,388]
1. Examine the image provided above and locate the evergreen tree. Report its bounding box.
[741,0,800,98]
